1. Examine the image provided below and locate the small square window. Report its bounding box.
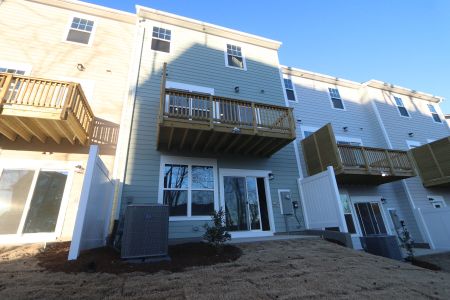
[328,88,344,109]
[393,96,410,117]
[151,27,171,53]
[284,78,296,101]
[225,44,245,69]
[427,104,442,123]
[66,17,95,45]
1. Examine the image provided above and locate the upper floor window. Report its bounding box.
[284,78,296,101]
[225,44,246,70]
[328,88,344,110]
[393,96,410,117]
[427,104,442,123]
[66,17,95,45]
[0,68,25,75]
[151,27,171,53]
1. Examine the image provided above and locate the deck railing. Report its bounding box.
[161,88,295,135]
[0,73,95,143]
[337,144,414,175]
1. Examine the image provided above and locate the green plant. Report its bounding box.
[398,220,415,261]
[203,209,231,249]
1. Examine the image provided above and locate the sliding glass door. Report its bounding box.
[223,176,262,232]
[0,168,69,238]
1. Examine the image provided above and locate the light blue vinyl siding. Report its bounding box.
[286,75,427,242]
[122,22,303,239]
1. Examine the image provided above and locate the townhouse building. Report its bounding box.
[281,66,450,249]
[0,0,135,244]
[118,6,303,241]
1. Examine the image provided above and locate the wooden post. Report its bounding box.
[251,102,257,134]
[0,74,13,110]
[61,83,76,120]
[159,62,167,124]
[384,149,396,176]
[209,95,214,129]
[361,147,371,172]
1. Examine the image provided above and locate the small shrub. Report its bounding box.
[398,220,415,261]
[203,209,231,250]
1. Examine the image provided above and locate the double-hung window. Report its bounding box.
[66,17,95,45]
[393,96,410,117]
[328,88,344,109]
[161,157,217,219]
[284,78,296,101]
[427,104,442,123]
[225,44,245,69]
[151,26,171,53]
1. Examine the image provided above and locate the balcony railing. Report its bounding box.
[302,123,415,184]
[157,63,296,156]
[410,137,450,187]
[0,73,95,145]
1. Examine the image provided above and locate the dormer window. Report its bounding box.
[66,17,95,45]
[393,96,410,117]
[427,104,442,123]
[225,44,246,70]
[151,27,171,53]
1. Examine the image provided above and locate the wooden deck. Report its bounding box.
[157,64,296,157]
[0,73,95,145]
[410,137,450,187]
[301,124,416,185]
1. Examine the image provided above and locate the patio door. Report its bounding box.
[0,165,71,242]
[351,197,390,237]
[223,176,264,232]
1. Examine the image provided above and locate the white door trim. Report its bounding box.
[219,168,275,237]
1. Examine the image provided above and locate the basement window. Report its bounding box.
[284,78,296,101]
[427,104,442,123]
[151,27,171,53]
[66,17,95,45]
[328,88,345,110]
[225,44,246,70]
[393,96,410,117]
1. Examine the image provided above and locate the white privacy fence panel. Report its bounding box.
[68,146,115,260]
[416,207,450,250]
[298,166,347,232]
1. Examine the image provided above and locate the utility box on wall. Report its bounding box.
[121,204,169,260]
[279,189,293,215]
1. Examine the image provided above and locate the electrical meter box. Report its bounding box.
[279,190,293,215]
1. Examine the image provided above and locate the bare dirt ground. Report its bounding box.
[1,238,450,299]
[416,252,450,273]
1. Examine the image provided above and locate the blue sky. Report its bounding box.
[92,0,450,114]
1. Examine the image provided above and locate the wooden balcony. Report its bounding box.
[410,137,450,187]
[156,65,296,157]
[302,124,416,185]
[0,73,95,145]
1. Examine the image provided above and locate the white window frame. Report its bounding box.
[328,87,346,111]
[151,25,172,54]
[224,43,247,71]
[406,140,421,149]
[158,155,219,221]
[282,76,297,102]
[428,195,447,208]
[427,103,443,124]
[339,192,359,237]
[0,159,77,244]
[335,135,363,146]
[350,196,394,237]
[63,14,97,47]
[0,60,32,75]
[392,96,411,118]
[300,125,319,139]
